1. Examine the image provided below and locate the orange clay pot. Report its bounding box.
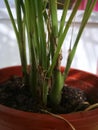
[0,66,98,130]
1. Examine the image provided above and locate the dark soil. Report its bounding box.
[0,76,90,114]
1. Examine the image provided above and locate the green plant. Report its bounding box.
[4,0,97,108]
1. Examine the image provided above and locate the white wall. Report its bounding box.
[0,9,98,74]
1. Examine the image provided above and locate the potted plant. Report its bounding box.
[0,0,98,130]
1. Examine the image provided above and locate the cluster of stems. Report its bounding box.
[4,0,97,106]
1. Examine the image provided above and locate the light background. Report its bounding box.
[0,1,98,75]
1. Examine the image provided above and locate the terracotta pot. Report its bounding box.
[0,66,98,130]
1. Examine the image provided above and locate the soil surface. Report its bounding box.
[0,76,90,114]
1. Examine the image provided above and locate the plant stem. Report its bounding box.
[24,0,38,97]
[48,0,82,77]
[64,0,97,81]
[15,0,28,83]
[4,0,28,83]
[50,70,64,105]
